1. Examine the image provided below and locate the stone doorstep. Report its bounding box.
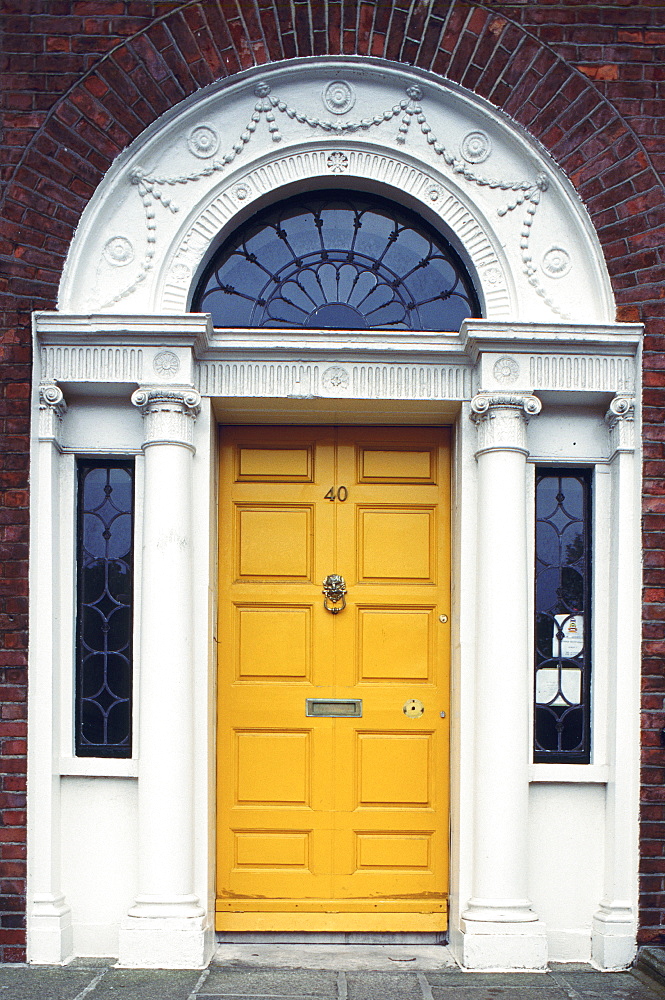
[634,947,665,996]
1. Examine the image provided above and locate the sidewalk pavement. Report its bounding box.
[0,945,662,1000]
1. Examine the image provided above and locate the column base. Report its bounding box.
[591,902,636,970]
[29,893,73,964]
[118,912,214,969]
[460,908,548,970]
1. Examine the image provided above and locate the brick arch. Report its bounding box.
[2,0,664,962]
[3,0,662,321]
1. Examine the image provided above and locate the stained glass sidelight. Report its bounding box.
[193,190,479,330]
[75,460,134,757]
[534,470,592,763]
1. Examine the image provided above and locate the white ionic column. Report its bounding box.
[592,395,639,969]
[28,382,73,963]
[119,387,212,969]
[461,392,547,971]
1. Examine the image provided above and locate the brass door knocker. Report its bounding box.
[322,574,347,614]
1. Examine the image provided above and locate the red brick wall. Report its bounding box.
[1,0,664,960]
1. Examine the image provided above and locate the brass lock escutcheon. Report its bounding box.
[322,574,347,614]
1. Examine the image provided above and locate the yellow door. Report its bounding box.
[216,426,450,932]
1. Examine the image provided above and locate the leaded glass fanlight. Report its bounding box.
[193,191,480,330]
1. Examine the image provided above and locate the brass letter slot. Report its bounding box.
[306,699,362,718]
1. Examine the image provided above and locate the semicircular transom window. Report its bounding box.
[193,191,480,330]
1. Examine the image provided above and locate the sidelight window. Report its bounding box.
[534,469,592,763]
[75,459,134,757]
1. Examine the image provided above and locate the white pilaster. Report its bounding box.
[460,392,547,971]
[591,395,639,969]
[118,387,213,969]
[28,382,73,963]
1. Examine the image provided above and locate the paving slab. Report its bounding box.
[549,969,661,999]
[203,967,338,995]
[345,970,422,999]
[430,989,566,1000]
[86,967,203,1000]
[426,970,553,986]
[0,964,101,1000]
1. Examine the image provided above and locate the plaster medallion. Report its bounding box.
[322,366,350,391]
[103,236,134,266]
[484,265,503,285]
[170,262,191,282]
[541,246,572,278]
[254,82,271,97]
[153,350,181,378]
[493,356,520,383]
[187,124,220,159]
[460,130,492,163]
[323,80,355,115]
[427,185,443,202]
[233,183,251,201]
[327,151,349,173]
[406,85,423,100]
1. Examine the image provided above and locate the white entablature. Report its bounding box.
[59,57,614,328]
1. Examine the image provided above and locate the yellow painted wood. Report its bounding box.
[215,912,447,933]
[217,426,450,932]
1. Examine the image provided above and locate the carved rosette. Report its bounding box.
[131,387,201,451]
[471,392,541,457]
[38,380,67,441]
[606,393,635,456]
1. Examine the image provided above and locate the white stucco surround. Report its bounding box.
[29,58,642,971]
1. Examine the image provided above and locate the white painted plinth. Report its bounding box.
[591,905,636,971]
[460,918,548,971]
[29,893,74,965]
[119,913,212,969]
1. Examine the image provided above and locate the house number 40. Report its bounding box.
[324,486,348,502]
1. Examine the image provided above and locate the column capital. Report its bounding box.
[131,386,201,451]
[605,393,635,457]
[38,380,67,443]
[470,392,541,458]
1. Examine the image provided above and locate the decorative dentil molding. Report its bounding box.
[131,387,201,452]
[101,77,565,319]
[38,380,67,442]
[605,393,635,457]
[471,391,542,457]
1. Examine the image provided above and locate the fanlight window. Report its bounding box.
[193,191,479,330]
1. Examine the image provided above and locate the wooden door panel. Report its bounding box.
[237,445,314,482]
[357,507,436,582]
[357,607,434,682]
[236,605,312,682]
[236,505,314,579]
[358,446,438,484]
[235,730,312,806]
[356,733,433,807]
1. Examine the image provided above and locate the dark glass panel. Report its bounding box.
[76,459,134,757]
[193,191,479,330]
[534,470,591,763]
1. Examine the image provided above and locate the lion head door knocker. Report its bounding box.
[322,574,347,614]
